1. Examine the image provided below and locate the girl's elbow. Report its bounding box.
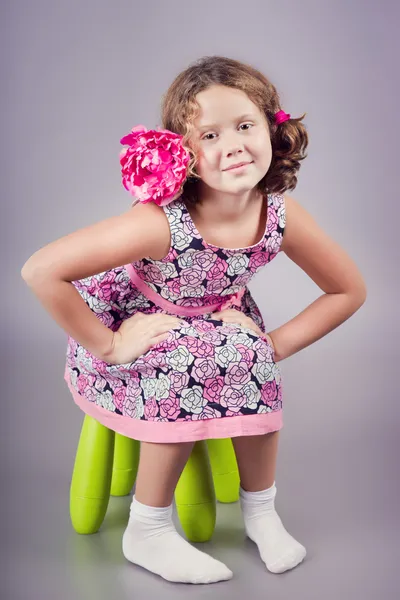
[348,268,367,307]
[350,279,367,308]
[21,262,34,282]
[21,257,45,284]
[357,287,367,307]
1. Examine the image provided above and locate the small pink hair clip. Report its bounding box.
[274,110,291,125]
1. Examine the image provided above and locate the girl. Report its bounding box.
[21,56,366,584]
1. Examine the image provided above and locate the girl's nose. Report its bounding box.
[226,145,244,158]
[223,130,245,158]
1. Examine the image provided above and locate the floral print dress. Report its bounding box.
[64,193,286,443]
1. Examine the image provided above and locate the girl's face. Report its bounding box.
[190,85,272,197]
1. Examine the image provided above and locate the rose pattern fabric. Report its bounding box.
[65,193,285,427]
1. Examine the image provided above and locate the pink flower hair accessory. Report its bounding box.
[119,125,191,207]
[274,110,291,125]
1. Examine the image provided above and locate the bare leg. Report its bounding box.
[134,440,195,506]
[232,431,279,492]
[122,441,232,584]
[232,432,306,574]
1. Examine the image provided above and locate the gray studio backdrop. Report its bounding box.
[2,1,399,599]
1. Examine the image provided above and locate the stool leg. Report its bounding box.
[174,441,216,543]
[70,415,115,534]
[110,435,140,496]
[206,438,240,503]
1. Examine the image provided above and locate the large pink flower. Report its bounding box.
[235,344,255,367]
[193,406,222,420]
[144,397,159,420]
[266,206,279,233]
[96,270,126,304]
[113,383,126,412]
[203,376,224,403]
[77,373,93,394]
[206,276,231,295]
[179,337,214,358]
[92,356,108,375]
[180,266,204,287]
[166,278,182,297]
[248,251,270,272]
[159,393,181,419]
[219,386,247,412]
[120,126,190,206]
[192,250,217,271]
[260,380,277,405]
[97,311,115,328]
[170,371,190,392]
[206,257,228,281]
[143,264,165,285]
[191,357,218,382]
[225,361,251,386]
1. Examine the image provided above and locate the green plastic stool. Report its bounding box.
[70,414,240,542]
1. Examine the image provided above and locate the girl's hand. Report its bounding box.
[107,312,184,365]
[210,308,276,354]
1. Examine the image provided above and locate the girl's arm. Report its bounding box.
[270,195,367,362]
[21,203,171,360]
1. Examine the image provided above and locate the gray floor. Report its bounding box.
[2,461,397,600]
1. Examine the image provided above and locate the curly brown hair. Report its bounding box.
[160,55,308,204]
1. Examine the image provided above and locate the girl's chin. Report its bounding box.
[198,178,261,194]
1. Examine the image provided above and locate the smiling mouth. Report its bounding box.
[224,161,253,171]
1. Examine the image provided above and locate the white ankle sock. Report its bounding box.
[240,482,306,574]
[122,496,233,584]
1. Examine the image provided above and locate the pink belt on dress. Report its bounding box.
[124,264,246,318]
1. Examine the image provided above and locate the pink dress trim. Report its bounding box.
[124,263,246,316]
[64,365,283,442]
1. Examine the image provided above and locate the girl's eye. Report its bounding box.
[202,123,253,141]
